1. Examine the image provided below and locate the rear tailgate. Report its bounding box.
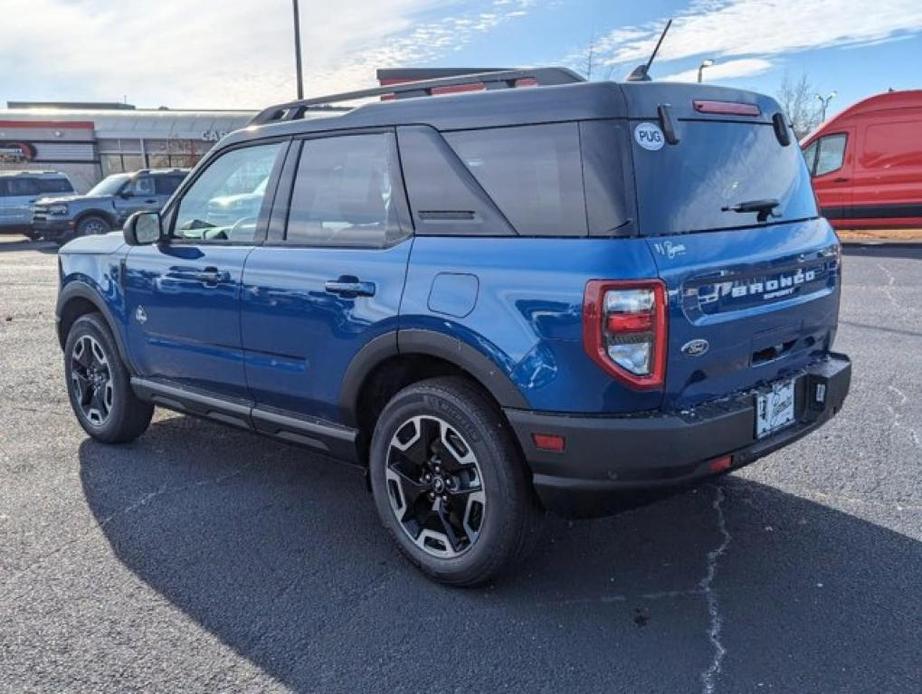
[621,82,842,409]
[649,220,840,410]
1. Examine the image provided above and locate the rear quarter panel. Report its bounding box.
[401,237,663,414]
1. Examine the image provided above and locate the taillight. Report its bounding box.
[582,280,667,390]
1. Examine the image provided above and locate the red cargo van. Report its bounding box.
[801,90,922,229]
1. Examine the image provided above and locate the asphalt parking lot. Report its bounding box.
[1,235,920,693]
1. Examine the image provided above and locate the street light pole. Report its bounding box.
[816,91,836,122]
[292,0,304,100]
[697,59,715,83]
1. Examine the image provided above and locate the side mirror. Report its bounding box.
[119,190,133,199]
[124,211,163,245]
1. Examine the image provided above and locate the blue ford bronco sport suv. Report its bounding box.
[56,68,851,585]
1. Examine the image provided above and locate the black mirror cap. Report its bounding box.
[123,211,163,246]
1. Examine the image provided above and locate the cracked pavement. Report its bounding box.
[1,236,920,693]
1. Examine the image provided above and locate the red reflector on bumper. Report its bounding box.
[709,455,732,473]
[533,433,566,452]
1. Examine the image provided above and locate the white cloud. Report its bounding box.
[0,0,536,109]
[583,0,922,77]
[659,57,773,83]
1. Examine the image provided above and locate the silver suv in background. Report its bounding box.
[31,169,188,244]
[0,171,75,233]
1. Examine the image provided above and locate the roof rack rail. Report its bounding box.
[249,67,585,126]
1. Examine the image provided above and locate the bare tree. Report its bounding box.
[776,72,823,139]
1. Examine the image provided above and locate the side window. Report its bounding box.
[801,141,818,175]
[36,178,75,194]
[814,134,847,177]
[127,176,155,196]
[154,174,184,196]
[6,178,39,196]
[286,133,406,247]
[173,142,283,243]
[444,123,588,236]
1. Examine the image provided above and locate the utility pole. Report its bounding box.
[292,0,304,99]
[816,91,836,122]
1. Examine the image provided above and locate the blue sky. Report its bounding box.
[1,0,920,117]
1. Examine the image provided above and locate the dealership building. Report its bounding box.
[0,102,256,192]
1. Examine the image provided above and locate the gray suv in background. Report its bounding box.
[31,168,188,244]
[0,171,75,233]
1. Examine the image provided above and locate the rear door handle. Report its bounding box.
[324,277,376,297]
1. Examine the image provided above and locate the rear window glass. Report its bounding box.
[36,178,74,194]
[444,123,588,236]
[633,120,818,234]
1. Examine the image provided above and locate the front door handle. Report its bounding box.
[324,277,376,298]
[194,267,230,285]
[833,177,849,183]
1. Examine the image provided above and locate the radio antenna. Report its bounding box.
[626,19,672,82]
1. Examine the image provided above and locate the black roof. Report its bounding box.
[223,77,782,149]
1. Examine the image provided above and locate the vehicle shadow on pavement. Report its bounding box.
[78,415,921,692]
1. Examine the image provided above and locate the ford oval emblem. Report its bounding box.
[681,338,710,357]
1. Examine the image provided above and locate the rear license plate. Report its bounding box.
[755,379,796,439]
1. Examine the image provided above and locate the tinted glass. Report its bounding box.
[3,178,39,196]
[815,134,847,176]
[579,120,636,236]
[173,142,282,243]
[286,133,405,247]
[444,123,588,236]
[633,121,818,234]
[35,178,74,194]
[154,174,185,195]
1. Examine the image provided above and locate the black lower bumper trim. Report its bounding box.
[505,354,851,518]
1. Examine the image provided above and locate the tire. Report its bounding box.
[64,313,153,443]
[369,376,543,586]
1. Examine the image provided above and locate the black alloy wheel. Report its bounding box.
[385,414,487,558]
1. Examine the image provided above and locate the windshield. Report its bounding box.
[87,174,131,197]
[633,120,818,234]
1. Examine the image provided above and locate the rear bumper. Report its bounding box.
[505,353,851,518]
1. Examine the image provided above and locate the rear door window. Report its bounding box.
[444,123,588,236]
[633,120,818,234]
[285,132,408,248]
[154,174,185,195]
[4,178,39,196]
[36,178,74,194]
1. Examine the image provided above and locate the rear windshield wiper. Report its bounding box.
[721,198,780,222]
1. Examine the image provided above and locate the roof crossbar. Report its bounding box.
[249,67,585,125]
